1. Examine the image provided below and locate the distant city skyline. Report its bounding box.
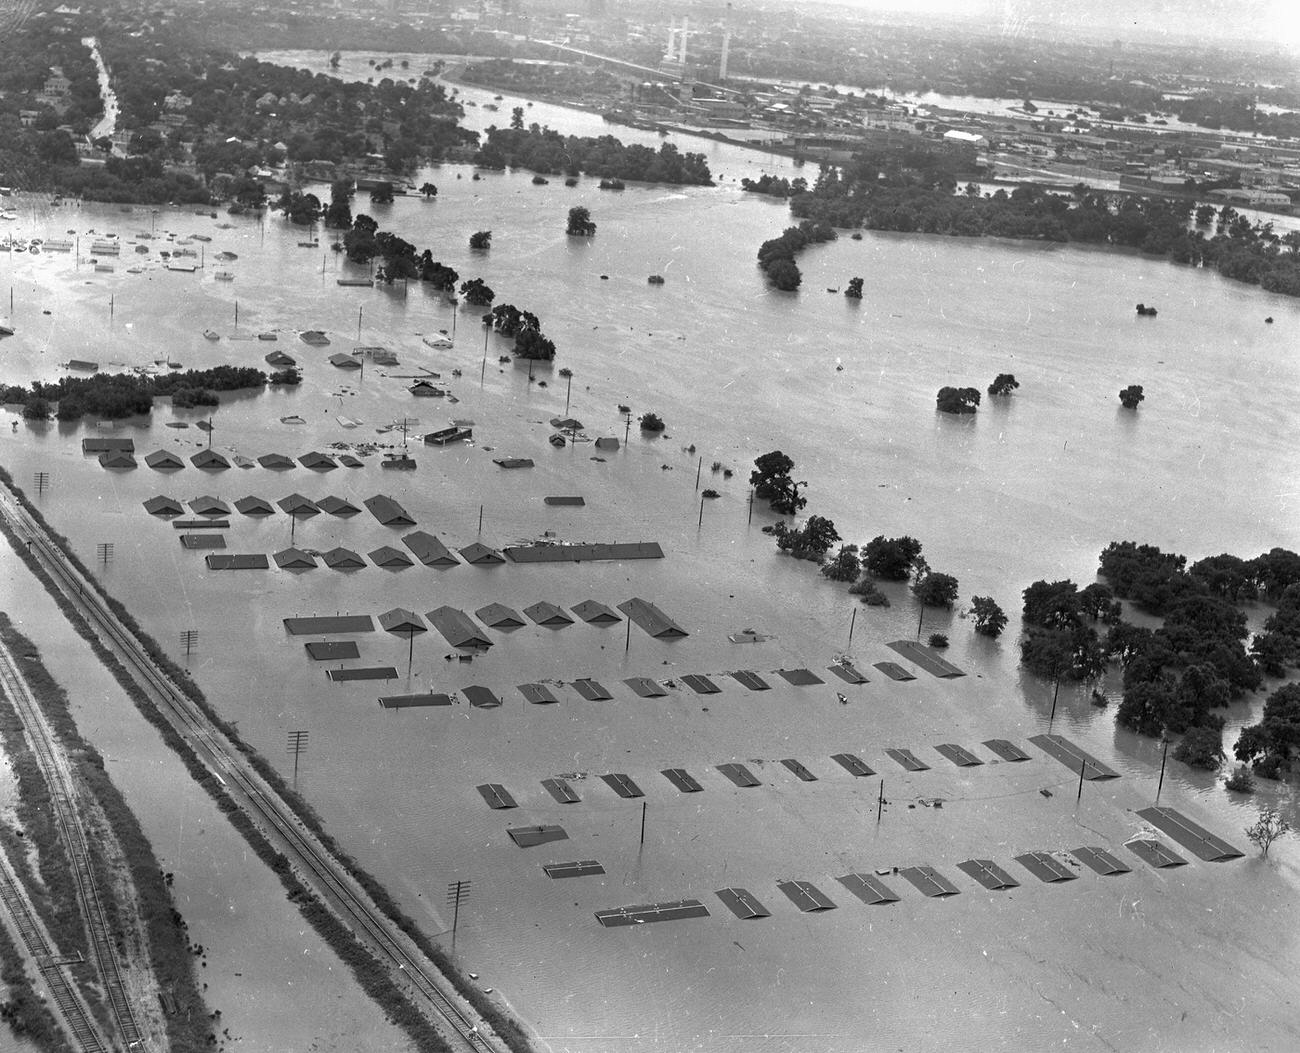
[820,0,1300,53]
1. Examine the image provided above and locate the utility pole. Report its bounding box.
[1156,736,1170,802]
[564,371,573,415]
[33,471,50,496]
[96,542,113,566]
[848,607,857,648]
[640,801,647,845]
[446,879,472,951]
[179,628,198,656]
[287,729,310,790]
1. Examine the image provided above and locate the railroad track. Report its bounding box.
[0,639,143,1049]
[0,853,108,1052]
[0,491,498,1053]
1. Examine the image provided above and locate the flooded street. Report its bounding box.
[0,79,1298,1050]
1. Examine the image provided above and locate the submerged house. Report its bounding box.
[402,530,458,566]
[145,449,184,471]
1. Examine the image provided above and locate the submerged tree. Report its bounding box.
[844,277,864,299]
[936,386,981,414]
[775,515,841,562]
[987,373,1019,396]
[469,230,492,250]
[750,450,807,515]
[913,570,960,608]
[1245,807,1290,858]
[970,596,1008,638]
[459,277,496,306]
[862,535,923,580]
[566,206,596,236]
[420,182,438,198]
[1119,384,1145,409]
[821,544,861,582]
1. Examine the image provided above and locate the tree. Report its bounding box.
[469,230,492,250]
[987,373,1019,396]
[1119,384,1145,408]
[970,596,1008,638]
[640,412,665,432]
[776,515,841,562]
[22,397,51,420]
[566,206,596,236]
[913,571,959,608]
[420,182,438,198]
[514,327,556,361]
[1245,807,1290,858]
[936,386,981,414]
[1234,682,1300,778]
[370,182,395,205]
[459,278,495,306]
[750,450,807,516]
[765,257,801,290]
[1172,726,1224,770]
[844,277,864,299]
[862,536,923,580]
[822,544,861,582]
[510,106,525,130]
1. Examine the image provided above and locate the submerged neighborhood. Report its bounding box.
[0,1,1299,1051]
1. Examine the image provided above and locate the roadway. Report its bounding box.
[0,486,503,1053]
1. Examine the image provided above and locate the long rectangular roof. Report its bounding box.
[82,437,135,452]
[505,542,664,563]
[206,553,269,570]
[284,615,375,634]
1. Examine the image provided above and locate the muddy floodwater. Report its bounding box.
[1,84,1299,1052]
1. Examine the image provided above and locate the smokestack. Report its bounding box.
[679,16,689,65]
[720,30,730,81]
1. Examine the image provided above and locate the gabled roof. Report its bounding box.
[264,350,296,366]
[328,352,361,369]
[257,453,296,470]
[475,603,525,628]
[427,606,492,649]
[189,495,231,516]
[322,546,366,569]
[339,454,363,468]
[317,495,360,517]
[99,451,137,468]
[402,530,458,566]
[143,495,183,516]
[145,449,184,469]
[369,545,413,568]
[618,597,688,639]
[524,601,574,627]
[277,493,321,517]
[234,495,275,516]
[459,542,504,565]
[273,547,317,568]
[299,451,338,471]
[365,494,414,526]
[191,449,231,470]
[571,599,621,625]
[378,607,426,635]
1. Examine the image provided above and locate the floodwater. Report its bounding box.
[0,92,1299,1052]
[0,546,415,1052]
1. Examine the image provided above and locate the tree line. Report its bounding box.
[473,125,713,186]
[745,146,1300,298]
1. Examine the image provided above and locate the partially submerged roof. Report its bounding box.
[369,545,413,568]
[206,553,269,570]
[143,495,183,517]
[273,547,317,569]
[317,495,360,517]
[427,606,492,649]
[505,542,664,563]
[264,350,296,366]
[191,449,231,470]
[402,530,458,566]
[322,546,366,569]
[476,603,525,628]
[277,493,321,517]
[571,600,621,625]
[618,597,688,639]
[82,436,134,453]
[180,533,225,549]
[283,615,374,634]
[459,542,505,565]
[189,495,231,516]
[493,457,534,469]
[365,494,415,526]
[234,495,275,516]
[378,608,426,635]
[524,601,574,627]
[99,451,137,468]
[257,453,296,470]
[329,352,361,369]
[145,449,184,470]
[299,451,338,471]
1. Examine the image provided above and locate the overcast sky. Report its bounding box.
[827,0,1300,52]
